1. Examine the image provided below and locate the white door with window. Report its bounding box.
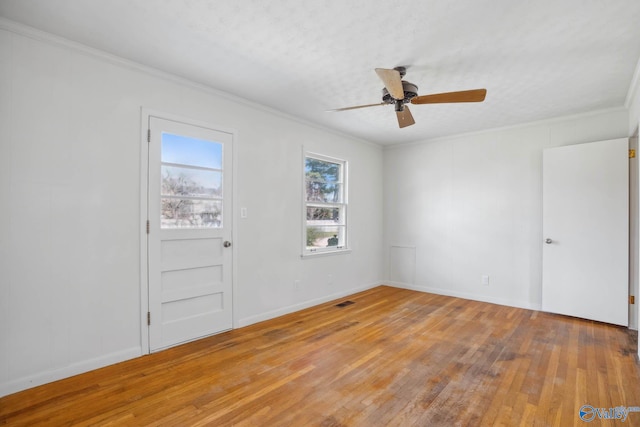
[542,138,628,326]
[147,116,233,351]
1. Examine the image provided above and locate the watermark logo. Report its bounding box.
[579,405,640,422]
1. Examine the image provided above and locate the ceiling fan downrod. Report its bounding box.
[394,66,407,78]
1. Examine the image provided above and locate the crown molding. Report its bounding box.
[384,106,628,150]
[0,17,381,150]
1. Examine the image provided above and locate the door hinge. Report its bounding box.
[147,312,151,325]
[146,220,150,234]
[630,149,636,159]
[630,295,635,305]
[147,129,151,143]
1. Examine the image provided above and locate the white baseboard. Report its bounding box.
[387,281,542,312]
[0,346,142,398]
[236,282,382,328]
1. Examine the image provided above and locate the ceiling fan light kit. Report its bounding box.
[330,66,487,129]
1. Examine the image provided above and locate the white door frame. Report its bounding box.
[139,108,239,354]
[631,127,639,331]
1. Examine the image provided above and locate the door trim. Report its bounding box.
[139,108,239,354]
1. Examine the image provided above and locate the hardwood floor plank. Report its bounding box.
[1,286,638,426]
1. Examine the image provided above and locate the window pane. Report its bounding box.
[161,198,222,228]
[305,157,340,183]
[306,207,342,224]
[305,181,342,203]
[162,132,222,169]
[306,225,345,248]
[162,165,221,198]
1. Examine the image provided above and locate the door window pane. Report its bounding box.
[161,132,223,229]
[162,166,222,198]
[161,198,222,228]
[162,133,222,169]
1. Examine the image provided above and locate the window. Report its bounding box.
[303,152,348,255]
[160,132,223,228]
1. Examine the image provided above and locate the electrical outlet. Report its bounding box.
[294,280,300,290]
[328,274,333,286]
[481,275,490,286]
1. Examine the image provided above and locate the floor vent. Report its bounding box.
[335,301,355,307]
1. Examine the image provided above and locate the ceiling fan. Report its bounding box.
[328,66,487,128]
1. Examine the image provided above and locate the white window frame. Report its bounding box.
[302,151,350,257]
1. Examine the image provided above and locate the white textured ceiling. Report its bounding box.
[1,0,640,145]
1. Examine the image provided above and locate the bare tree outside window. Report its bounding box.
[160,136,223,229]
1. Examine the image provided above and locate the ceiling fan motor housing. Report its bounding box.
[382,81,419,105]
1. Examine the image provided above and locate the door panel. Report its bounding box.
[542,138,628,326]
[148,116,233,351]
[160,237,222,270]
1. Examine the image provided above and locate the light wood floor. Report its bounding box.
[1,286,639,426]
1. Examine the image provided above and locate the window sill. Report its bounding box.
[301,248,352,259]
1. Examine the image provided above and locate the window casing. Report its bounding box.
[303,152,348,255]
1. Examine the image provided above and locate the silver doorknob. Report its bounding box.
[223,241,232,248]
[545,238,552,244]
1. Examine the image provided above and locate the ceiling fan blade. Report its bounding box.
[411,89,487,105]
[396,106,415,128]
[327,102,386,112]
[375,68,405,100]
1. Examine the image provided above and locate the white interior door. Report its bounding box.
[542,138,628,326]
[148,116,233,351]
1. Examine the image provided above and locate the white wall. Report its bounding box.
[384,109,629,312]
[0,24,384,396]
